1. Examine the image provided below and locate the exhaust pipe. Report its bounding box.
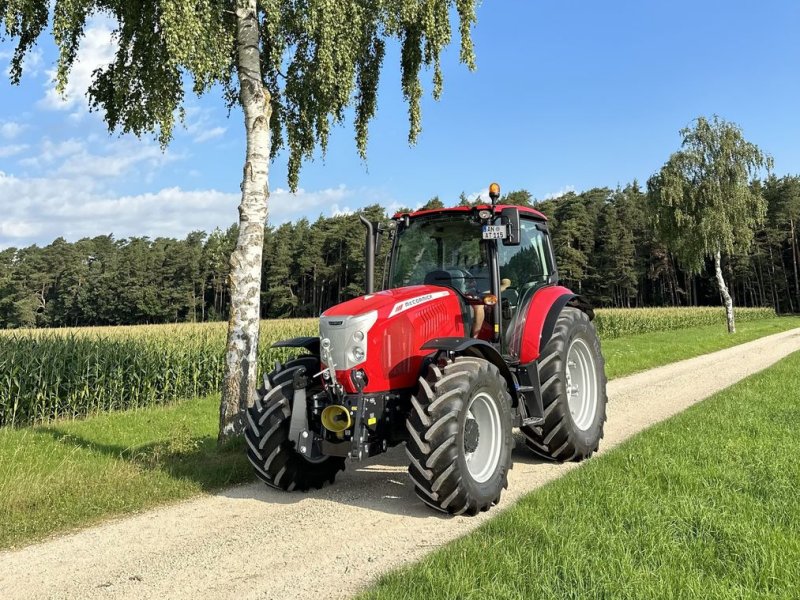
[359,215,376,294]
[321,404,352,433]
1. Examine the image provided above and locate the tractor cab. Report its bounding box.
[385,185,557,359]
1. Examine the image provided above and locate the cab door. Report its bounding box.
[497,218,556,358]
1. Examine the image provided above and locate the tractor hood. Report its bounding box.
[319,285,467,393]
[321,285,453,320]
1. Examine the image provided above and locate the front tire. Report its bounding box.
[522,307,607,461]
[245,357,345,491]
[406,357,514,515]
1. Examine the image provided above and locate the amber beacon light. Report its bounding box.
[489,182,501,203]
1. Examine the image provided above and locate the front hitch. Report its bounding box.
[349,369,368,460]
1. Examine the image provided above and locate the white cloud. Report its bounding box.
[0,144,29,158]
[0,171,238,246]
[267,185,352,223]
[2,47,43,79]
[543,185,576,200]
[183,106,228,143]
[17,137,178,180]
[467,188,491,204]
[193,126,227,143]
[18,138,86,168]
[0,170,362,248]
[0,218,41,239]
[40,21,116,113]
[58,143,169,179]
[330,204,354,217]
[0,120,27,140]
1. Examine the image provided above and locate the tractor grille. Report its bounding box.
[319,311,378,371]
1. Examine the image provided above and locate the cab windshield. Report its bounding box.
[388,214,491,296]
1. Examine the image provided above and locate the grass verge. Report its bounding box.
[360,350,800,600]
[602,315,800,378]
[1,316,799,550]
[0,396,250,549]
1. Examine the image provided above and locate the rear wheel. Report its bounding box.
[406,356,514,515]
[522,307,607,461]
[245,356,345,491]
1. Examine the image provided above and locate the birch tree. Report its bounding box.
[1,0,478,442]
[647,116,772,332]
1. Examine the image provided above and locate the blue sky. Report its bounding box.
[1,0,799,248]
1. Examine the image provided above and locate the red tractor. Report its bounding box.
[245,184,607,515]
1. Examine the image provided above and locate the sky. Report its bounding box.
[1,0,799,249]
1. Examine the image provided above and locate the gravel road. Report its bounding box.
[2,328,799,600]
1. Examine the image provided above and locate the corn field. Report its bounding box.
[0,308,776,427]
[0,319,316,427]
[593,306,775,339]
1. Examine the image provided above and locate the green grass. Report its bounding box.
[602,315,800,379]
[0,395,251,549]
[1,316,799,550]
[361,350,800,600]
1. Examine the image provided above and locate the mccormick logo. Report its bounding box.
[388,291,449,318]
[327,320,344,326]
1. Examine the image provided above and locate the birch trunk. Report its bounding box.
[714,250,736,334]
[219,0,271,443]
[790,218,800,308]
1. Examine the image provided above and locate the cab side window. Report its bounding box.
[498,219,552,298]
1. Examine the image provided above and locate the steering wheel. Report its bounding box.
[448,268,472,295]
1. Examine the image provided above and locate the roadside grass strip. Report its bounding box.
[1,318,799,550]
[360,351,800,600]
[0,396,250,549]
[602,316,800,378]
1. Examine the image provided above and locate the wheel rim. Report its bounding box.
[464,391,503,483]
[565,338,599,431]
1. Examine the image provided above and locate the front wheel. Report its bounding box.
[245,357,345,491]
[406,356,514,515]
[522,307,607,461]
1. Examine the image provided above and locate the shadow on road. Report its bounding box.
[40,425,556,519]
[216,431,556,519]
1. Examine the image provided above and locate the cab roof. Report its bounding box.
[394,204,548,221]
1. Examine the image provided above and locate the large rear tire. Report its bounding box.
[522,307,607,461]
[245,356,345,491]
[406,356,514,515]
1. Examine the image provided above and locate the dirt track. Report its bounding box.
[2,328,800,600]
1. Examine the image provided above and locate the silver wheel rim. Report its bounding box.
[464,391,503,483]
[566,338,599,431]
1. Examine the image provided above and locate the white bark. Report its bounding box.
[714,251,736,334]
[219,0,271,443]
[791,218,800,307]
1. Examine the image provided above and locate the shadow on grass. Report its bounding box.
[38,426,253,492]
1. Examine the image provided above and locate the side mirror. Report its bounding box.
[500,207,521,246]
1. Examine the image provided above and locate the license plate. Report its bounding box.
[482,225,506,240]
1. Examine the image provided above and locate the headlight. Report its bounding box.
[351,346,365,362]
[353,330,365,342]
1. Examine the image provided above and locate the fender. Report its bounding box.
[519,286,595,364]
[421,337,520,406]
[272,336,320,355]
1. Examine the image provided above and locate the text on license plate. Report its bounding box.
[482,225,506,239]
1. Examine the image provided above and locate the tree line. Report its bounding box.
[1,173,797,329]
